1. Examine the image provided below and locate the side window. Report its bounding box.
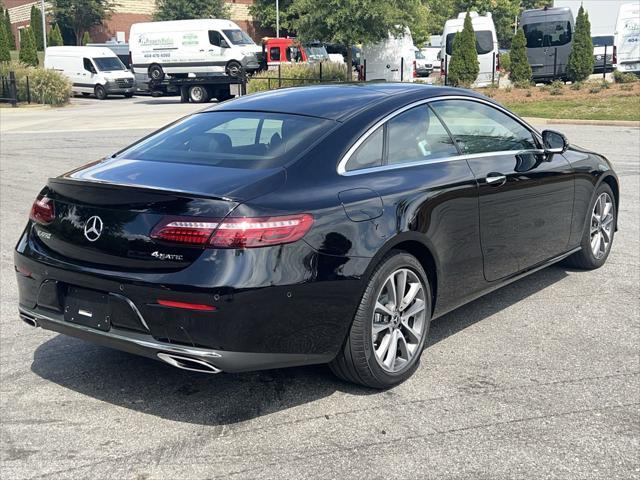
[345,126,383,172]
[430,100,537,154]
[83,58,95,73]
[387,106,457,165]
[270,46,281,61]
[209,30,222,47]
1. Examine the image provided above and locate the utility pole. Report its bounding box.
[276,0,280,38]
[40,0,47,49]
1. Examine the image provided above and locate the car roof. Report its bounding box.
[207,83,484,121]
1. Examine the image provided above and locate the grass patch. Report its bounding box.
[504,95,640,121]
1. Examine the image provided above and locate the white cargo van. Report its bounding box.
[614,2,640,74]
[45,46,136,99]
[362,27,416,82]
[129,19,262,81]
[441,12,499,87]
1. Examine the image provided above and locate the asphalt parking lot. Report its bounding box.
[1,96,639,479]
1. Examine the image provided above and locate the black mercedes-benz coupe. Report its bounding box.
[15,83,619,388]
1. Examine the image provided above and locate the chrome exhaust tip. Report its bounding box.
[157,352,222,374]
[20,314,39,328]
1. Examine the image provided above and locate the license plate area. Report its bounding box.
[64,287,111,331]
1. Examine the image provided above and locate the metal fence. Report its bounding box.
[0,72,32,107]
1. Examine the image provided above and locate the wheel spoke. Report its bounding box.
[602,201,612,219]
[397,333,412,362]
[386,277,397,307]
[601,226,611,243]
[395,270,407,310]
[400,318,422,343]
[375,301,393,317]
[399,283,421,311]
[372,321,391,336]
[591,232,602,255]
[376,331,393,360]
[402,298,425,319]
[383,330,399,369]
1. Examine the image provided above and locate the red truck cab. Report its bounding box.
[262,38,329,67]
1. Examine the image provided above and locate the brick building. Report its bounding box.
[4,0,268,45]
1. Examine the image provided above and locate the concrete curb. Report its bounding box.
[523,117,640,127]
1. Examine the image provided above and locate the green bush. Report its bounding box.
[509,28,532,84]
[549,80,564,95]
[29,68,72,105]
[513,79,532,89]
[570,82,582,90]
[0,60,71,105]
[613,70,638,83]
[447,12,479,87]
[30,5,44,51]
[0,12,11,62]
[19,27,38,66]
[499,51,510,73]
[588,85,602,94]
[567,6,594,82]
[248,62,348,93]
[4,8,15,50]
[82,31,92,46]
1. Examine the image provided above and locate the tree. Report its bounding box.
[248,0,295,34]
[48,23,64,46]
[447,12,479,87]
[30,5,45,51]
[82,30,91,45]
[289,0,426,75]
[4,8,15,50]
[509,27,531,84]
[19,26,38,66]
[566,5,594,82]
[0,12,11,62]
[154,0,229,21]
[53,0,114,45]
[521,0,553,9]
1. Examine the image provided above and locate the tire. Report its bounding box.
[225,60,242,77]
[124,92,134,98]
[94,85,107,100]
[330,250,431,389]
[148,64,164,82]
[188,85,210,103]
[563,183,616,270]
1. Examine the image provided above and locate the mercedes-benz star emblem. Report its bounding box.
[84,215,104,242]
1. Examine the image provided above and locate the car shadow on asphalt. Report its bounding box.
[30,265,569,426]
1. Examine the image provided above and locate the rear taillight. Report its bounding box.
[151,214,314,249]
[29,195,55,225]
[151,219,219,245]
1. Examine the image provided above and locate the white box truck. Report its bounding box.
[129,19,262,81]
[44,46,136,100]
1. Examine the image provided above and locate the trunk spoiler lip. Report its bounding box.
[48,176,237,203]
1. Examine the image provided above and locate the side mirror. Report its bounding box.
[542,130,568,154]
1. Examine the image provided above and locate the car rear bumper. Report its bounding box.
[15,227,369,371]
[19,306,332,373]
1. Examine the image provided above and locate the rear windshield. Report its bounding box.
[93,57,127,71]
[523,21,572,48]
[592,35,614,47]
[223,29,255,46]
[445,30,494,55]
[119,112,335,169]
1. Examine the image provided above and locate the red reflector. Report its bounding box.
[209,214,314,248]
[29,195,55,225]
[157,299,217,311]
[15,265,32,277]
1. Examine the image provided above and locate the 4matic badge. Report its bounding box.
[151,251,184,261]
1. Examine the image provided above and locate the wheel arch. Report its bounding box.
[600,173,620,215]
[362,233,440,315]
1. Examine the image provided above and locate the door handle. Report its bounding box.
[485,173,507,186]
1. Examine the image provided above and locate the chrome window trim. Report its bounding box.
[337,95,542,176]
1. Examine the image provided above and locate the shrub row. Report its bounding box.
[0,60,72,105]
[248,62,348,93]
